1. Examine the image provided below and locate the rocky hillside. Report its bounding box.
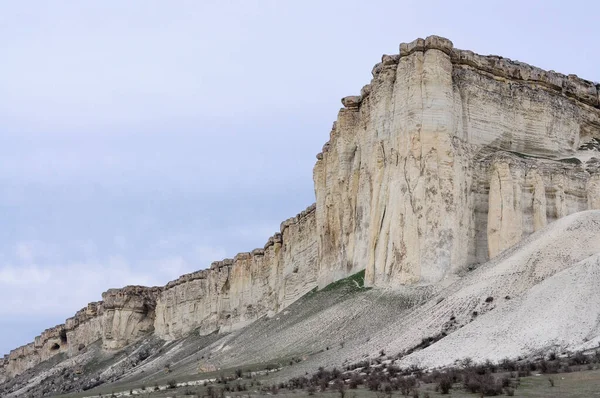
[2,35,600,396]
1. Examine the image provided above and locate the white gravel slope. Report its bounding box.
[398,210,600,368]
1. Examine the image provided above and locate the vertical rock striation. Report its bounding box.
[314,35,600,288]
[101,286,163,350]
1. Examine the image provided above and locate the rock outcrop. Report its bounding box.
[65,302,104,357]
[314,35,600,288]
[2,35,599,382]
[154,204,317,339]
[1,286,161,379]
[102,286,163,350]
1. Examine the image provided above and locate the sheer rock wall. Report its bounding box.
[314,36,600,288]
[153,204,317,340]
[101,286,163,350]
[1,286,161,378]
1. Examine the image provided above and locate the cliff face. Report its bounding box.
[65,302,104,357]
[2,35,599,382]
[314,36,600,288]
[1,286,161,379]
[101,286,163,350]
[154,205,317,340]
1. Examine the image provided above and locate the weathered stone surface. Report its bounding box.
[381,54,400,66]
[314,35,600,288]
[154,205,317,340]
[101,286,162,350]
[341,95,362,109]
[1,286,161,378]
[65,302,104,357]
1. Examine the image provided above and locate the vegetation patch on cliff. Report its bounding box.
[321,270,369,293]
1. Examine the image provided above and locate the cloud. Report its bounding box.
[0,258,154,316]
[14,241,59,264]
[0,243,228,317]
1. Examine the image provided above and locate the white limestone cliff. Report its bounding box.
[2,35,600,381]
[314,36,600,288]
[154,204,317,340]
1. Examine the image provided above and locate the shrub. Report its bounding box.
[383,383,393,397]
[484,359,497,373]
[569,351,587,365]
[137,348,150,362]
[437,376,453,394]
[396,376,417,396]
[319,378,329,391]
[207,386,215,398]
[333,378,346,398]
[388,365,400,377]
[332,367,342,378]
[167,379,177,389]
[539,359,560,374]
[517,367,531,377]
[237,383,248,391]
[460,357,474,369]
[289,376,309,389]
[408,364,423,377]
[306,385,317,395]
[463,372,502,395]
[367,373,382,391]
[349,373,362,389]
[474,364,490,375]
[500,358,517,371]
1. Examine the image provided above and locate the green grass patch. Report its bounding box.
[321,269,369,292]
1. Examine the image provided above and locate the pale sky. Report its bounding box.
[1,0,598,355]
